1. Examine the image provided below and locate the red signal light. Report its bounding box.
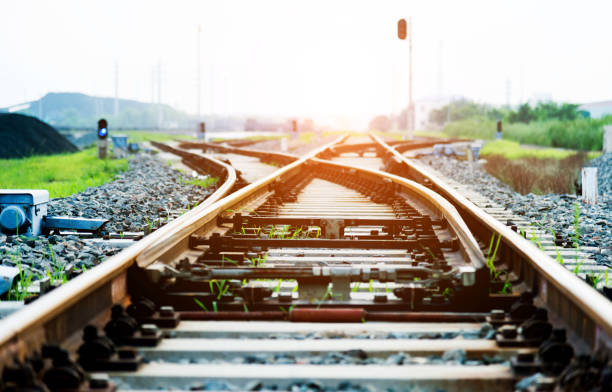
[397,19,407,40]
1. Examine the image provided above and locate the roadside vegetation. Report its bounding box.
[478,140,601,194]
[122,130,194,143]
[0,147,128,198]
[428,100,608,151]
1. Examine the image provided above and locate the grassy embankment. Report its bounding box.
[479,140,600,194]
[0,147,128,198]
[420,116,607,195]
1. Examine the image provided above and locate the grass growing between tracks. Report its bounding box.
[0,147,128,198]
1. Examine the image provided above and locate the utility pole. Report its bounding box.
[158,60,162,130]
[196,25,201,121]
[151,66,155,104]
[437,41,443,98]
[391,62,397,131]
[114,62,119,117]
[506,78,511,109]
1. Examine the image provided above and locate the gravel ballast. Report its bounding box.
[0,154,216,296]
[418,153,612,268]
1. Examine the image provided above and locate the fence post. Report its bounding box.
[581,167,598,204]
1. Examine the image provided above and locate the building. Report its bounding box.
[578,100,612,119]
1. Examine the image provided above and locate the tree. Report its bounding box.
[508,103,537,123]
[369,115,391,131]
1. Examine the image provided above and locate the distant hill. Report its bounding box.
[0,92,194,129]
[0,113,78,159]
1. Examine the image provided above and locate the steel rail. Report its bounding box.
[310,158,486,272]
[369,133,612,351]
[0,137,346,362]
[178,140,298,165]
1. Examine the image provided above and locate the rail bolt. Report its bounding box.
[159,306,175,317]
[499,325,518,339]
[141,324,160,336]
[490,309,505,320]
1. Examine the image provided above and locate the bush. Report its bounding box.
[547,118,604,151]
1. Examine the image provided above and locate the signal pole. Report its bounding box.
[407,17,414,138]
[397,18,414,140]
[114,62,119,117]
[158,60,162,130]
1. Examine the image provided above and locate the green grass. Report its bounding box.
[481,140,575,160]
[0,147,128,198]
[121,130,194,143]
[185,176,219,189]
[481,140,601,161]
[440,116,609,151]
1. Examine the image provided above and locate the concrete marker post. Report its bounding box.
[581,167,598,204]
[603,125,612,153]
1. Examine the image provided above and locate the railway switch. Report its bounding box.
[0,189,108,236]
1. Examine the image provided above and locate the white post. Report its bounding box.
[280,137,288,152]
[581,167,598,204]
[603,125,612,153]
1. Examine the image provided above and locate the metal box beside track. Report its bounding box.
[0,190,49,236]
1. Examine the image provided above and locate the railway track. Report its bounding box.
[0,135,611,391]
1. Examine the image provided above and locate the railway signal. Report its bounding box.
[198,121,206,140]
[397,19,407,40]
[97,118,109,159]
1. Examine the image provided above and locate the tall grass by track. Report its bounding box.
[483,154,587,194]
[442,116,610,151]
[477,141,599,194]
[0,147,128,198]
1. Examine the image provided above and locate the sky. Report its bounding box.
[2,0,612,128]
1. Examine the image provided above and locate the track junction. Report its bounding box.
[1,135,610,391]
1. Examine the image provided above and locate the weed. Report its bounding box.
[8,259,34,301]
[500,274,513,294]
[275,279,283,294]
[606,270,609,286]
[529,229,543,251]
[590,273,603,288]
[243,304,249,313]
[212,301,218,312]
[352,282,361,293]
[315,286,333,309]
[573,261,583,276]
[279,304,296,314]
[248,254,267,267]
[144,217,154,232]
[209,279,230,300]
[193,297,208,311]
[46,244,66,285]
[573,202,581,249]
[486,234,502,278]
[221,255,238,267]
